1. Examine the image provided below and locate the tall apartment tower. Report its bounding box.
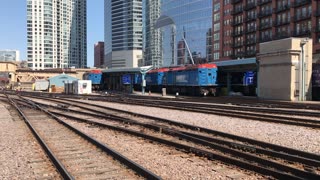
[26,0,87,70]
[94,42,104,68]
[104,0,143,68]
[215,0,320,61]
[144,0,162,67]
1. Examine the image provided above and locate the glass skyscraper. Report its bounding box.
[0,50,20,61]
[105,0,143,68]
[27,0,87,70]
[144,0,162,67]
[157,0,212,66]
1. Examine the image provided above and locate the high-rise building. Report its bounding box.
[104,0,143,68]
[157,0,213,66]
[0,50,20,61]
[94,42,104,68]
[27,0,87,70]
[215,0,320,61]
[144,0,162,67]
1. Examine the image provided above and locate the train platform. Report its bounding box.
[132,91,177,99]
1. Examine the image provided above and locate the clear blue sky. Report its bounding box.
[0,0,104,67]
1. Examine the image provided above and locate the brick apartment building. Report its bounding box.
[94,42,104,68]
[214,0,320,62]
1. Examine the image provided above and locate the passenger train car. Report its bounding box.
[144,63,218,96]
[83,70,103,90]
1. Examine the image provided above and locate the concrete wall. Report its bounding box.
[0,61,17,82]
[106,50,143,68]
[258,38,312,101]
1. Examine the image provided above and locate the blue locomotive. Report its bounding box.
[143,63,218,96]
[83,70,103,90]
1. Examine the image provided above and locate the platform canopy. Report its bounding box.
[213,58,257,72]
[102,66,153,74]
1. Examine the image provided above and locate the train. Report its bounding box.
[135,63,218,96]
[83,69,103,90]
[84,64,259,96]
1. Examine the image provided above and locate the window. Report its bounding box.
[213,52,220,60]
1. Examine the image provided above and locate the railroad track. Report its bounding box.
[19,95,320,179]
[14,90,320,110]
[6,95,160,180]
[5,90,320,111]
[20,92,320,129]
[4,89,320,110]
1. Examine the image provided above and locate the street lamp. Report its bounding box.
[300,38,308,101]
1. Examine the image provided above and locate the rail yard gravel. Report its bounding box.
[73,99,320,155]
[62,118,263,179]
[0,101,61,179]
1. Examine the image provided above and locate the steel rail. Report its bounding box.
[47,111,307,179]
[20,97,320,179]
[3,90,320,110]
[6,96,74,180]
[21,95,320,162]
[21,97,162,180]
[95,98,320,128]
[24,94,320,128]
[46,103,320,167]
[107,97,320,119]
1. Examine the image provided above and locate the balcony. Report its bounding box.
[232,30,244,37]
[258,10,272,18]
[231,52,245,59]
[273,19,290,26]
[293,13,312,22]
[273,32,291,40]
[273,5,290,13]
[314,26,320,33]
[232,42,244,48]
[292,0,311,8]
[259,22,272,30]
[231,7,244,15]
[314,10,320,17]
[258,0,272,6]
[245,27,257,33]
[244,2,257,11]
[231,20,243,26]
[259,36,272,43]
[245,15,257,22]
[292,29,311,37]
[231,0,242,4]
[244,50,257,57]
[245,39,257,45]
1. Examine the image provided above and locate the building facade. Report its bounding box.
[214,0,320,61]
[94,42,104,68]
[104,0,143,68]
[144,0,162,67]
[27,0,87,70]
[157,0,213,66]
[0,50,20,61]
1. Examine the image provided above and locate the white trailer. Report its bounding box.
[34,80,49,91]
[73,80,92,94]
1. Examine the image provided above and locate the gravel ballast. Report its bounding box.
[63,118,262,179]
[0,101,60,179]
[76,99,320,155]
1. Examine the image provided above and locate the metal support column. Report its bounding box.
[141,73,146,95]
[227,72,231,95]
[300,39,308,101]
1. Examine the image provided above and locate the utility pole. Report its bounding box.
[300,39,308,101]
